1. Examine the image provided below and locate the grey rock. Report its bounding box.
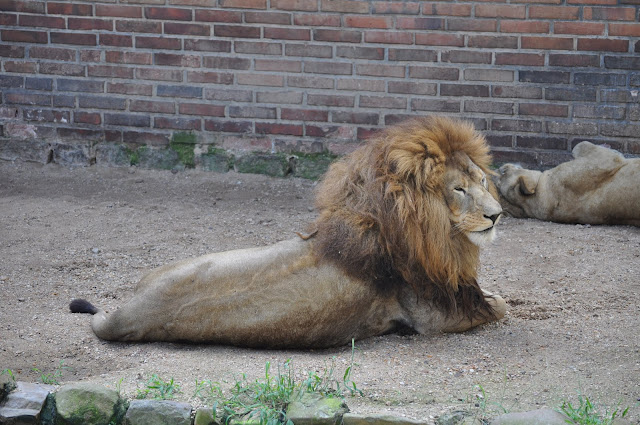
[0,139,52,164]
[136,147,180,170]
[194,406,216,425]
[95,143,132,167]
[124,399,191,425]
[291,155,333,180]
[489,408,569,425]
[235,153,292,177]
[343,413,429,425]
[0,381,54,425]
[436,410,469,425]
[286,392,349,425]
[55,382,123,425]
[52,143,92,167]
[200,150,234,173]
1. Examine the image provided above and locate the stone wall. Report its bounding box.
[1,0,639,170]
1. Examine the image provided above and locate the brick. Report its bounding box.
[519,103,568,117]
[573,104,625,120]
[0,0,44,13]
[237,73,284,86]
[287,75,333,89]
[256,91,303,104]
[155,53,201,67]
[600,123,640,138]
[105,114,150,127]
[360,95,406,110]
[4,61,36,73]
[364,31,413,44]
[448,19,496,32]
[51,32,97,45]
[396,17,443,30]
[604,56,640,70]
[25,77,53,91]
[584,6,636,21]
[219,0,266,9]
[547,121,598,136]
[130,100,175,114]
[388,48,436,62]
[464,69,514,82]
[411,98,460,113]
[235,41,281,55]
[372,1,419,14]
[100,34,133,47]
[517,136,567,150]
[123,131,169,147]
[204,56,250,69]
[610,23,640,37]
[204,88,251,101]
[521,36,573,50]
[577,38,628,52]
[600,89,638,103]
[496,53,545,66]
[468,36,518,49]
[74,112,101,125]
[519,71,570,84]
[304,61,352,75]
[0,13,18,25]
[337,79,385,92]
[39,63,85,76]
[1,29,48,43]
[476,4,526,18]
[313,29,362,43]
[549,54,599,67]
[255,59,302,72]
[30,46,75,61]
[285,44,332,58]
[529,5,579,19]
[184,39,230,52]
[78,96,125,110]
[116,20,162,33]
[491,119,542,133]
[57,79,103,93]
[165,22,211,36]
[154,117,201,131]
[281,108,328,122]
[195,9,242,23]
[424,3,471,16]
[187,71,234,84]
[493,85,542,99]
[0,106,18,118]
[320,0,369,13]
[80,50,101,63]
[179,103,225,116]
[136,68,183,81]
[5,91,50,106]
[501,20,550,33]
[464,100,514,115]
[336,46,384,60]
[0,45,25,58]
[256,122,303,136]
[88,65,134,79]
[205,120,252,133]
[329,112,377,125]
[106,51,152,65]
[293,14,340,26]
[68,18,113,31]
[415,33,464,47]
[145,6,192,20]
[91,84,134,99]
[245,11,291,24]
[272,0,318,11]
[229,106,276,119]
[308,94,355,107]
[546,87,597,101]
[345,15,391,29]
[214,25,260,38]
[442,50,491,64]
[574,72,626,86]
[96,5,143,18]
[157,85,202,98]
[388,81,436,95]
[441,84,489,97]
[305,124,354,139]
[19,15,65,28]
[408,67,458,80]
[555,22,605,35]
[356,64,404,78]
[53,94,75,107]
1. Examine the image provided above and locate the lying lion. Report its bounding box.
[71,117,507,348]
[496,141,640,227]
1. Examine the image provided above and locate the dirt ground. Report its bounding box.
[0,160,638,423]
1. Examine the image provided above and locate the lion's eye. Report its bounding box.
[454,187,466,195]
[481,176,487,188]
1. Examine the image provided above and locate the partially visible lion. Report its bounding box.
[70,117,506,349]
[496,141,640,227]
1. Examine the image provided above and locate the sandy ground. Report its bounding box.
[0,160,638,423]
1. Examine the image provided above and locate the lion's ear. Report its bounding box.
[517,175,538,195]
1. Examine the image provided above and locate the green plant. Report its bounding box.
[559,393,629,425]
[170,132,197,168]
[1,368,16,382]
[32,360,69,385]
[136,374,182,400]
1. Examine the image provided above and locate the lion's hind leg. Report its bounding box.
[442,291,506,333]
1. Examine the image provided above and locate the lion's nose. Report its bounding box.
[485,213,501,224]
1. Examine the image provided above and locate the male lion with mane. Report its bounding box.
[70,116,506,349]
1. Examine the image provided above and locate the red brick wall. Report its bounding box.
[1,0,639,169]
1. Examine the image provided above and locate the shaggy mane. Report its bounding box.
[312,116,496,320]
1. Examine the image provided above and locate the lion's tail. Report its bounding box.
[69,298,100,315]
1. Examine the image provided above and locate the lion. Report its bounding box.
[496,141,640,227]
[70,116,506,349]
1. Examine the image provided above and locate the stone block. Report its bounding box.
[124,399,191,425]
[0,381,54,425]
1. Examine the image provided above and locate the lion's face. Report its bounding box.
[443,153,503,246]
[494,164,542,218]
